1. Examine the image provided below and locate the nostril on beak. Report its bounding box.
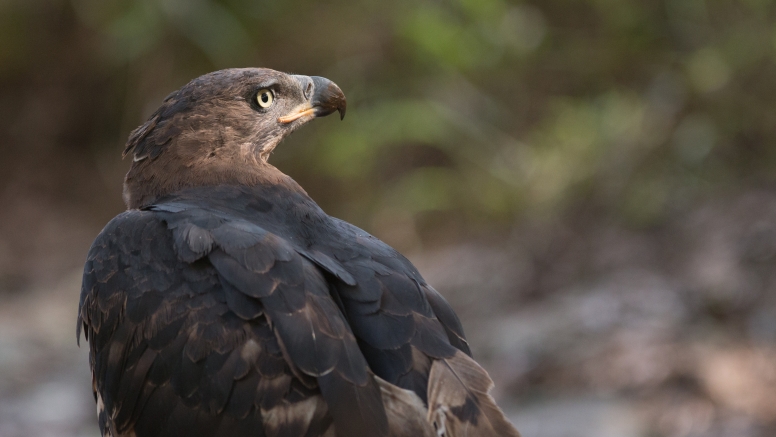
[305,82,313,100]
[292,75,315,101]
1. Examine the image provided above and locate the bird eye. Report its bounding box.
[256,89,274,108]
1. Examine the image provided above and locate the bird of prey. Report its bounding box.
[77,68,520,437]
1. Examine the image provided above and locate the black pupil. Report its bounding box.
[261,93,269,103]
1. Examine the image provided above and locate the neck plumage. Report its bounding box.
[123,144,298,210]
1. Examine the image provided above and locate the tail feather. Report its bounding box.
[375,376,436,437]
[427,351,520,437]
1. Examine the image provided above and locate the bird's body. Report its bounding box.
[78,68,519,437]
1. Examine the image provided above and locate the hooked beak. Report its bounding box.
[278,76,347,124]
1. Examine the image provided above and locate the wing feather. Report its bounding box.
[78,210,332,437]
[427,351,521,437]
[160,205,391,437]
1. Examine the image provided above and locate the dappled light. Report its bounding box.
[1,0,775,436]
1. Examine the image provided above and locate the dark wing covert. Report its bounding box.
[77,207,388,437]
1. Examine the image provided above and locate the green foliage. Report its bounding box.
[2,0,776,241]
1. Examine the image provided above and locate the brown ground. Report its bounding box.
[0,187,773,437]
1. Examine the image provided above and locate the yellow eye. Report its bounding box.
[256,88,274,108]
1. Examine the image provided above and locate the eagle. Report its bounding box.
[77,68,520,437]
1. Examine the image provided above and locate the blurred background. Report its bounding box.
[1,0,775,435]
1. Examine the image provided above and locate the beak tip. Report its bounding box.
[310,75,347,121]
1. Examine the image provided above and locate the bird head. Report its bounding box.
[122,68,346,208]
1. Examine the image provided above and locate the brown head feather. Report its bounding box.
[122,68,345,209]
